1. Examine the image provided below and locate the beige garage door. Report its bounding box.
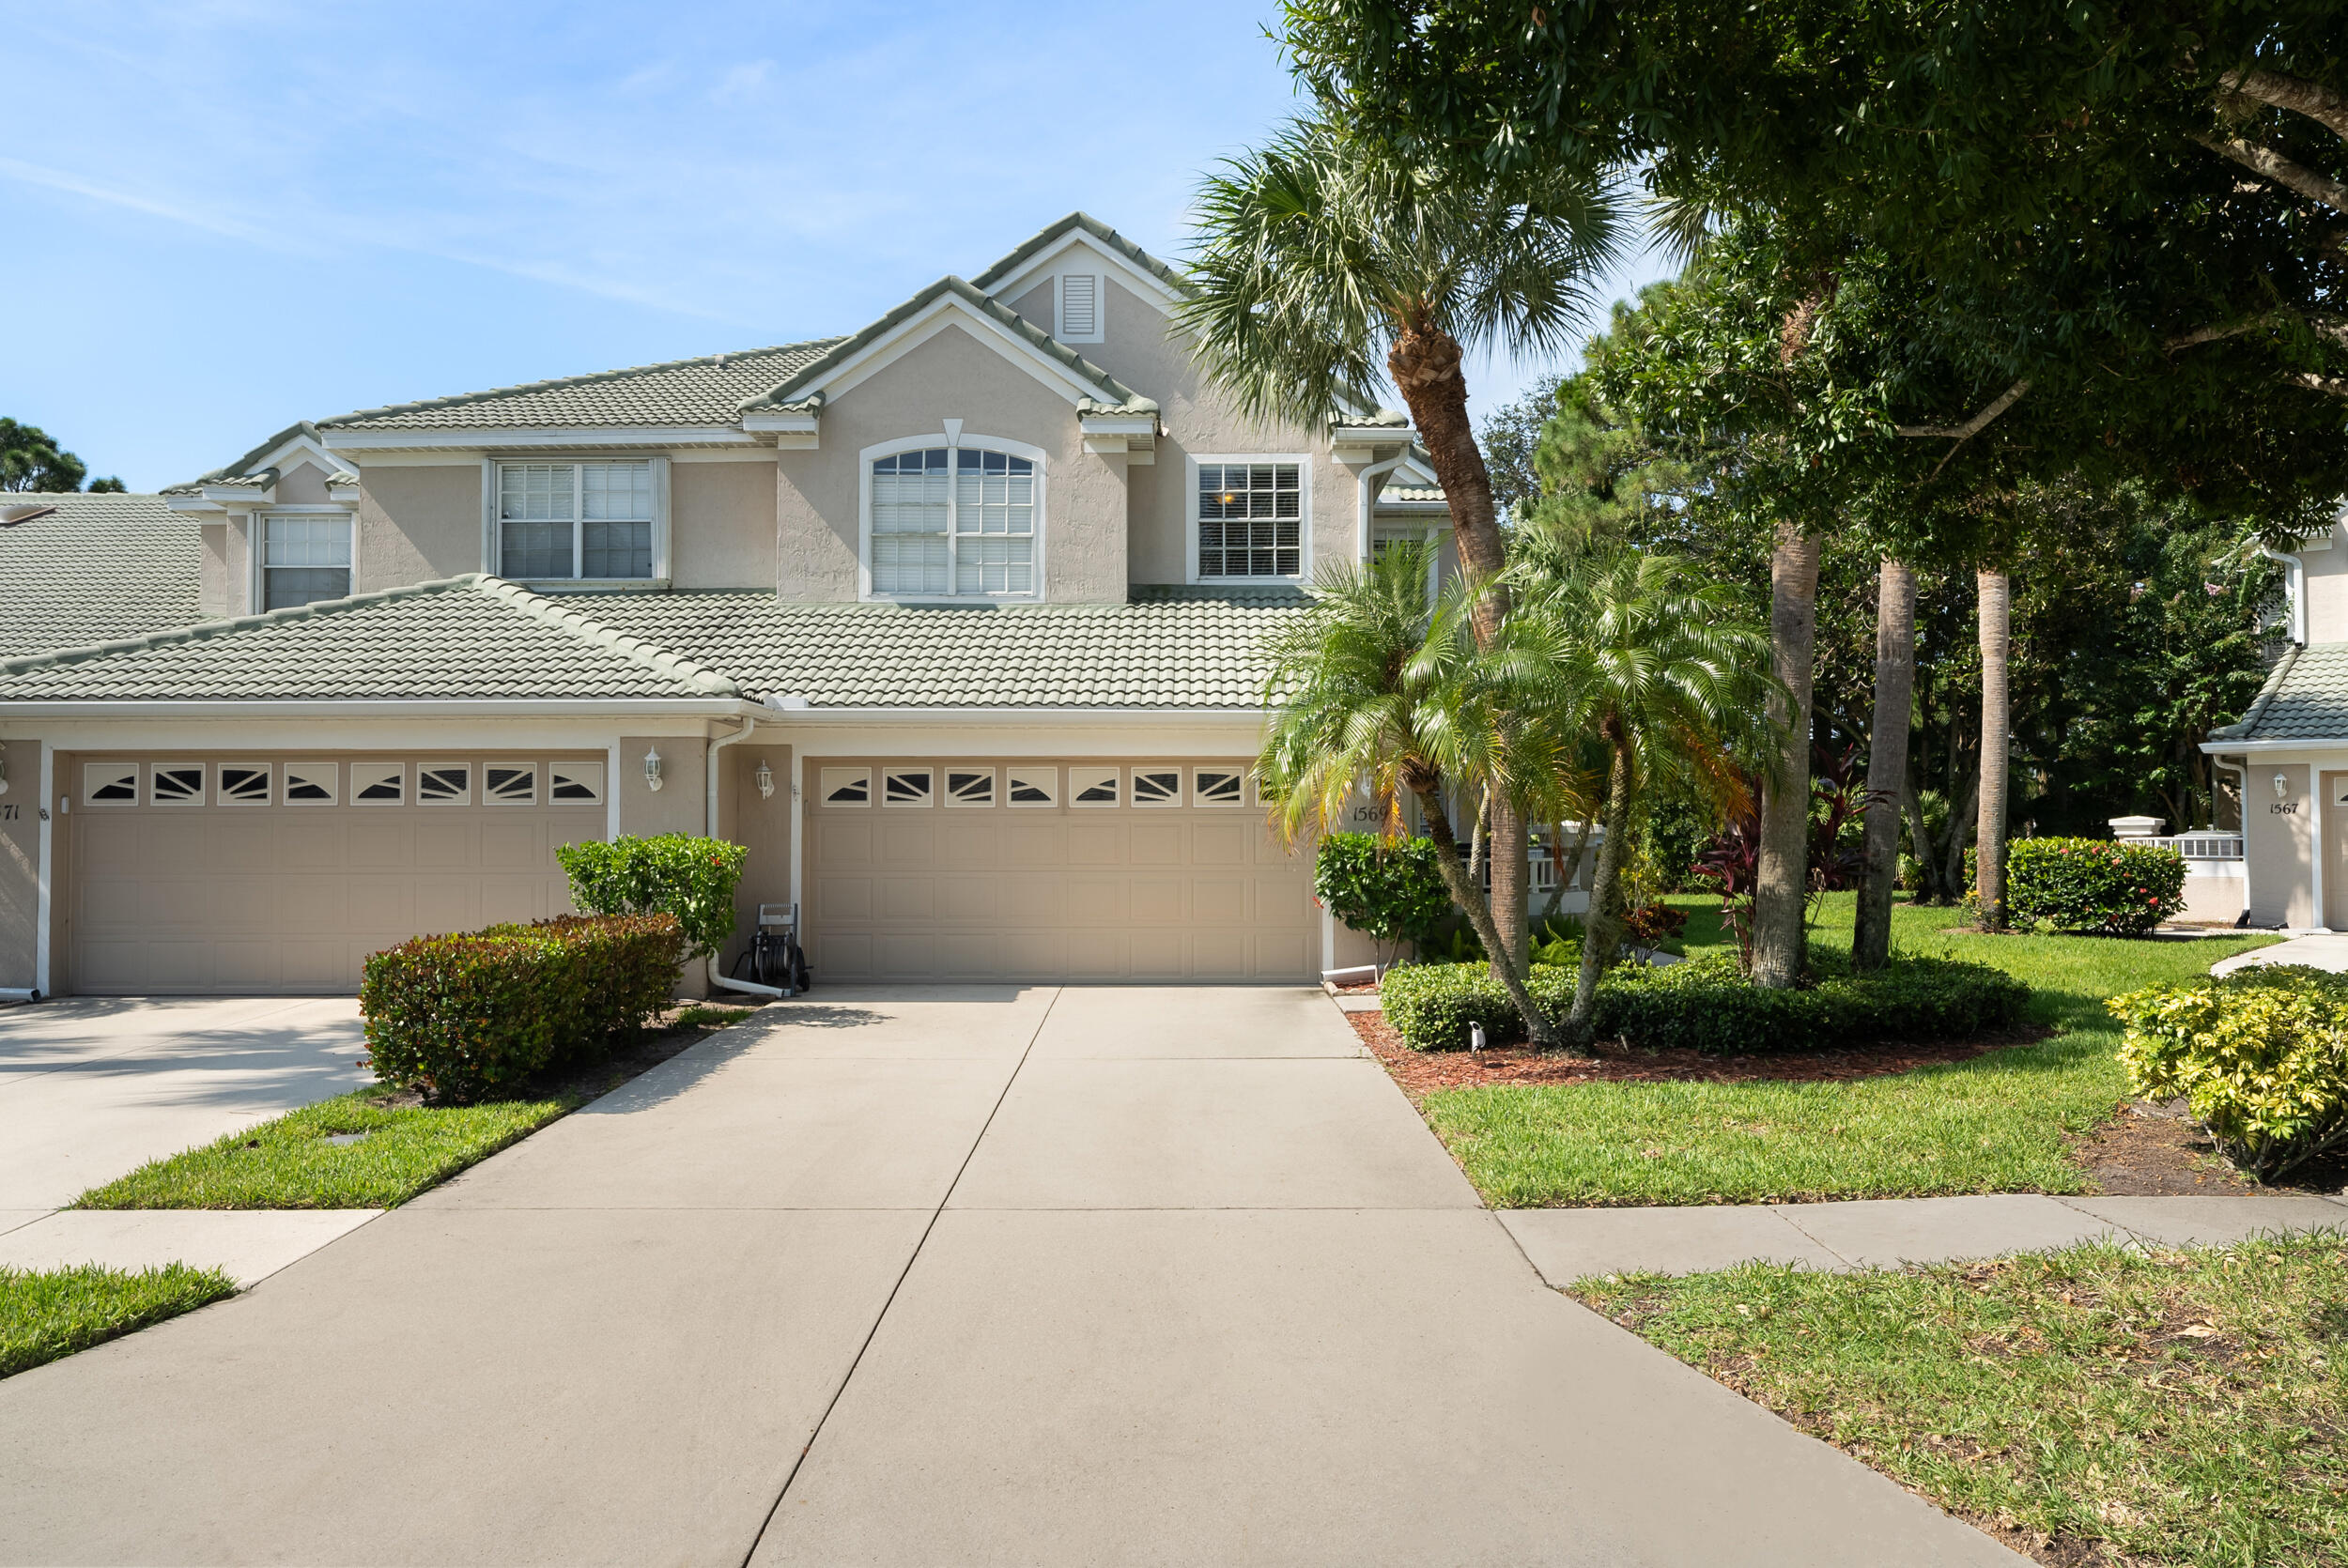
[805,759,1316,983]
[65,753,607,995]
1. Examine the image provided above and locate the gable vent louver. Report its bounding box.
[1060,274,1099,339]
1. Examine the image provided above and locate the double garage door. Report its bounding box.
[63,753,607,995]
[804,758,1316,983]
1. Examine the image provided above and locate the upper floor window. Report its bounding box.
[1195,459,1303,579]
[262,514,352,609]
[497,459,658,583]
[867,442,1039,598]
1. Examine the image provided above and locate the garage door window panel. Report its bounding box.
[1070,767,1120,807]
[351,763,405,805]
[821,767,872,806]
[419,765,471,806]
[284,762,337,805]
[884,768,934,807]
[867,440,1040,601]
[486,764,537,806]
[1194,769,1244,806]
[84,763,138,805]
[1007,767,1057,807]
[945,768,996,807]
[1133,769,1182,807]
[221,764,273,804]
[548,761,604,804]
[150,763,206,806]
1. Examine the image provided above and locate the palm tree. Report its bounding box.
[1975,566,2013,930]
[1506,544,1781,1039]
[1258,544,1570,1050]
[1182,115,1623,976]
[1852,556,1918,969]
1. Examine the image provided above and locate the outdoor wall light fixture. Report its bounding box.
[644,747,664,792]
[753,760,776,799]
[2276,772,2290,799]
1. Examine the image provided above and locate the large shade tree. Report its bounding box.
[1181,114,1623,974]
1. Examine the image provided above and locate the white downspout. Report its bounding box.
[1355,451,1408,562]
[704,715,785,999]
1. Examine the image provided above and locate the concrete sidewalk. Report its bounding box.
[1503,1191,2348,1285]
[2212,931,2348,975]
[0,985,2019,1566]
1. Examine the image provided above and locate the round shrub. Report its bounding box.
[1314,833,1452,953]
[2003,838,2187,936]
[556,834,749,960]
[2108,964,2348,1182]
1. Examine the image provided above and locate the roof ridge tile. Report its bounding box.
[468,577,743,697]
[0,576,479,678]
[318,340,847,430]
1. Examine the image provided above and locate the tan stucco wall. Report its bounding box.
[224,517,254,614]
[199,522,234,617]
[1010,280,1055,334]
[672,460,777,590]
[2296,525,2348,642]
[276,460,332,506]
[617,734,708,839]
[718,743,792,975]
[775,321,1129,604]
[1074,276,1359,587]
[0,739,39,991]
[356,464,482,592]
[2247,761,2314,927]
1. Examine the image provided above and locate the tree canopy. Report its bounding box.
[2,418,122,493]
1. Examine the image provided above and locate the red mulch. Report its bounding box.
[1345,1008,2047,1104]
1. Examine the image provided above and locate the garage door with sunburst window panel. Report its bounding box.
[804,759,1314,983]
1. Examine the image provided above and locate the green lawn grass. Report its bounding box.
[71,1089,578,1210]
[1420,893,2277,1207]
[1575,1234,2348,1568]
[2,1263,237,1379]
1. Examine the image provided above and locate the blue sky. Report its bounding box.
[2,1,1671,492]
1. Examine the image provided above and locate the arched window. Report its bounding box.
[867,439,1040,598]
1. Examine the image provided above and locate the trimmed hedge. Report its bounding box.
[2108,964,2348,1181]
[1381,949,2030,1055]
[556,835,748,960]
[2004,838,2187,936]
[361,915,684,1102]
[1314,833,1452,951]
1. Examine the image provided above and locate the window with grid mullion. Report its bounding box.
[1197,461,1302,577]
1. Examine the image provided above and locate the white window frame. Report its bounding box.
[255,509,354,611]
[857,431,1047,604]
[1055,271,1104,344]
[1187,453,1312,585]
[484,456,670,590]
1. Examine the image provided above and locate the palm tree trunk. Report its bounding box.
[1565,736,1633,1046]
[1388,317,1528,976]
[1976,567,2012,931]
[1751,523,1822,988]
[1853,557,1917,969]
[1412,786,1560,1051]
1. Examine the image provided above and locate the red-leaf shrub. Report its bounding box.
[360,915,684,1102]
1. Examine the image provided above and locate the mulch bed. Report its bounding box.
[2067,1097,2348,1197]
[1344,1008,2046,1105]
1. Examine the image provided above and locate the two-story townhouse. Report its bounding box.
[2204,507,2348,929]
[0,215,1457,998]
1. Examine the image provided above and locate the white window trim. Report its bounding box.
[857,428,1047,604]
[255,508,355,611]
[1054,271,1104,344]
[484,455,671,590]
[1186,453,1312,586]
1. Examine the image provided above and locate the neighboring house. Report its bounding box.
[0,494,201,659]
[2204,509,2348,930]
[0,214,1453,997]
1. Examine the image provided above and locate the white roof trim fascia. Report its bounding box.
[803,294,1115,412]
[250,431,343,475]
[759,703,1274,724]
[320,425,762,452]
[0,698,765,721]
[166,496,227,514]
[1331,423,1416,445]
[739,409,820,434]
[981,230,1184,315]
[2199,737,2348,755]
[201,483,275,504]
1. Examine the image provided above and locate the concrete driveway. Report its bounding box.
[0,986,2017,1566]
[0,997,368,1216]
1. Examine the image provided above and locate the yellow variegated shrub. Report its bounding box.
[2107,964,2348,1182]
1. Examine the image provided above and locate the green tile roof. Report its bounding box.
[0,493,203,659]
[970,212,1190,298]
[0,576,739,703]
[0,575,1306,710]
[2208,643,2348,743]
[564,585,1305,708]
[319,342,843,431]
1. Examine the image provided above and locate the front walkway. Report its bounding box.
[0,984,2016,1566]
[2212,931,2348,975]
